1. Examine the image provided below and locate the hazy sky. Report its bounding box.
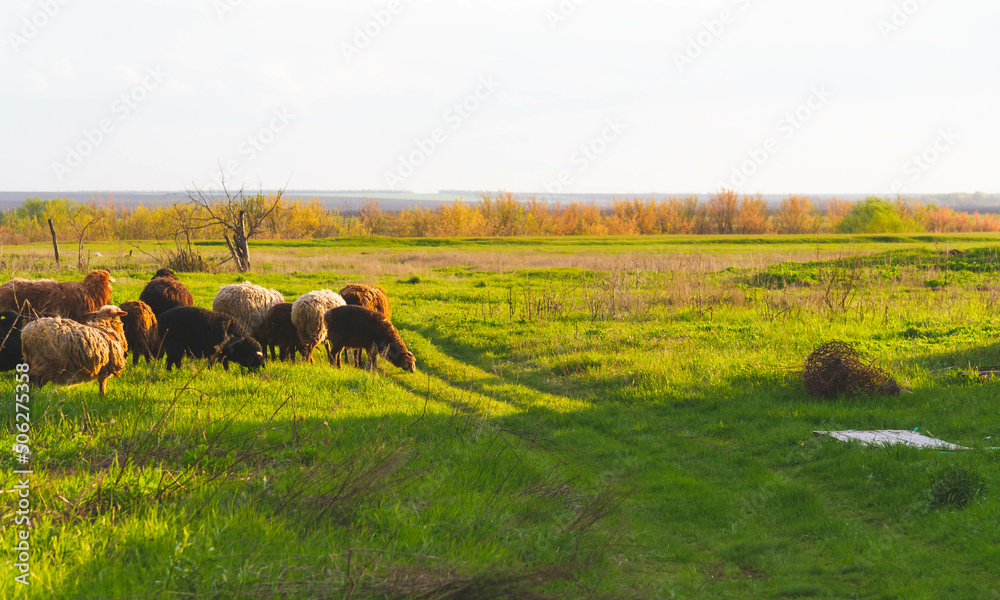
[2,0,997,195]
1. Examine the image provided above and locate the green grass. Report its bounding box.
[3,234,1000,598]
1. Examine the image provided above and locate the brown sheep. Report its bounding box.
[0,270,114,322]
[324,305,415,373]
[20,305,129,396]
[139,268,194,317]
[264,302,306,362]
[119,300,159,365]
[338,283,392,367]
[339,284,391,319]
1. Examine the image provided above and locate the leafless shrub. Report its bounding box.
[802,341,901,399]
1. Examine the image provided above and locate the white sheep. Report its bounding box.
[212,282,285,346]
[290,290,345,363]
[20,305,129,396]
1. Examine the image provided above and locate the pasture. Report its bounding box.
[2,234,999,599]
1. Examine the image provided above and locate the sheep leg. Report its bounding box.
[98,376,108,396]
[328,343,345,368]
[222,356,230,371]
[132,351,141,366]
[367,343,379,371]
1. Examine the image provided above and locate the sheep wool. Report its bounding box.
[265,302,305,362]
[20,305,129,396]
[213,282,285,344]
[339,283,391,319]
[0,270,114,322]
[290,290,345,362]
[139,269,194,317]
[119,300,159,365]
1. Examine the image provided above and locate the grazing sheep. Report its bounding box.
[0,310,29,371]
[324,305,415,373]
[264,302,306,362]
[0,270,114,322]
[119,300,159,366]
[290,290,346,363]
[20,305,129,396]
[139,268,194,317]
[212,282,284,347]
[339,283,392,367]
[339,283,392,319]
[157,306,265,372]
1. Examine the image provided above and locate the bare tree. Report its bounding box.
[185,181,284,272]
[66,201,105,271]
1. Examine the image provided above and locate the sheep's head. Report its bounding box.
[86,269,115,286]
[224,336,266,372]
[386,345,416,373]
[153,268,177,279]
[86,305,128,322]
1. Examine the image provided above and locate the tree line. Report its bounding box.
[2,191,998,248]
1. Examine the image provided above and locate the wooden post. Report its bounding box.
[47,218,60,267]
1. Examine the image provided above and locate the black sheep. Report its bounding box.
[264,302,305,362]
[157,306,265,372]
[323,305,415,372]
[139,268,194,317]
[0,310,28,371]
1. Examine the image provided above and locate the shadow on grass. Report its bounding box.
[26,368,626,599]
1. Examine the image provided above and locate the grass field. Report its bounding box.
[2,234,1000,599]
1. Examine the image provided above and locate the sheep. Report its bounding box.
[264,302,306,362]
[139,268,194,317]
[338,283,392,367]
[290,290,345,363]
[157,306,265,372]
[0,310,29,371]
[119,300,159,366]
[0,269,114,322]
[339,283,392,319]
[324,305,415,373]
[212,282,284,347]
[20,305,129,396]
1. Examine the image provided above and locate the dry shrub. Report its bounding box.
[802,341,901,399]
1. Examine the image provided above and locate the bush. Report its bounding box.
[838,197,923,234]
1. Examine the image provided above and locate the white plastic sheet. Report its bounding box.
[814,429,968,450]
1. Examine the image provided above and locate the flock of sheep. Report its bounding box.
[0,269,416,396]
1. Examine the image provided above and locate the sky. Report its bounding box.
[1,0,998,196]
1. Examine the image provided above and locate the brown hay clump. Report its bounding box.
[802,341,901,399]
